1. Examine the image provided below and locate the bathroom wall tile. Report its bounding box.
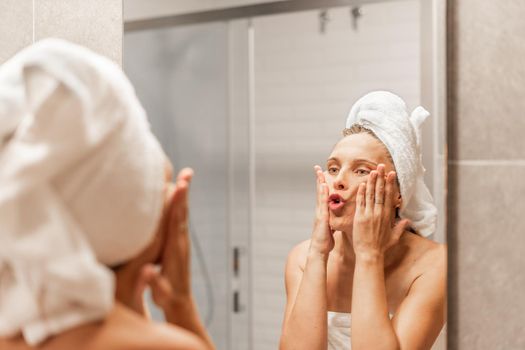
[34,0,122,65]
[448,0,525,160]
[447,163,525,349]
[0,0,32,64]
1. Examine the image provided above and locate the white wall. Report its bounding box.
[251,1,422,348]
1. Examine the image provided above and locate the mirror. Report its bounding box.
[123,0,446,349]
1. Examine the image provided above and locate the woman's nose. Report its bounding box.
[333,175,347,191]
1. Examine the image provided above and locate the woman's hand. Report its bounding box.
[135,168,195,311]
[309,165,335,258]
[352,164,409,258]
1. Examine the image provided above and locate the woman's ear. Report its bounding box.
[395,194,402,209]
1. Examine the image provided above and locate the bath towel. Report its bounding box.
[345,91,437,237]
[0,39,166,345]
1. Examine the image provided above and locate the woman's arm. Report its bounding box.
[350,165,445,350]
[280,243,330,350]
[351,252,400,350]
[280,166,335,350]
[352,246,446,350]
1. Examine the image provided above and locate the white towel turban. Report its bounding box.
[345,91,437,237]
[0,39,166,345]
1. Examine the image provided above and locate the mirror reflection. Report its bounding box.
[0,0,446,349]
[123,0,446,349]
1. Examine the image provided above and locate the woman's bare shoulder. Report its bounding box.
[99,304,206,349]
[405,233,446,277]
[97,303,207,350]
[286,239,311,272]
[0,304,206,350]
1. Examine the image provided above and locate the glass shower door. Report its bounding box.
[124,22,231,349]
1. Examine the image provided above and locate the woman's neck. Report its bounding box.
[333,230,409,270]
[333,231,356,267]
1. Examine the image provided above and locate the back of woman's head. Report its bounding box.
[0,39,166,345]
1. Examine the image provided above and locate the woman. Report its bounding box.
[280,92,446,349]
[0,39,214,349]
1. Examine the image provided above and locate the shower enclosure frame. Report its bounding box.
[123,1,447,349]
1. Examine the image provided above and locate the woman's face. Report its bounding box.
[325,132,401,233]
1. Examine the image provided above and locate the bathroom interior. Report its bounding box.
[1,0,523,349]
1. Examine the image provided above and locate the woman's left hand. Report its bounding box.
[352,164,409,258]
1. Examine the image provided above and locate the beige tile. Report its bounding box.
[34,0,122,65]
[0,0,33,64]
[448,0,525,160]
[447,163,525,349]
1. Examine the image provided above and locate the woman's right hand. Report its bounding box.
[309,165,335,258]
[134,168,194,312]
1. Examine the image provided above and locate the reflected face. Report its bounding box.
[325,133,401,232]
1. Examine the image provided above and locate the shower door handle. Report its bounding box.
[232,246,245,313]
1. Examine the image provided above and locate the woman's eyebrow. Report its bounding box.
[326,157,378,167]
[353,158,378,167]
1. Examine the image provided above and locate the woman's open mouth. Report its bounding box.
[328,193,345,211]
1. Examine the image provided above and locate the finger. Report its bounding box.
[315,166,327,213]
[176,167,194,183]
[356,182,366,212]
[171,173,191,222]
[365,170,377,212]
[147,268,176,309]
[314,165,322,209]
[165,178,190,260]
[168,186,186,227]
[383,171,396,222]
[319,182,329,221]
[315,168,326,187]
[374,164,385,211]
[384,171,395,208]
[175,167,193,208]
[381,171,393,227]
[317,168,327,184]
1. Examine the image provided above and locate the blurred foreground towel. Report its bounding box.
[346,91,437,237]
[0,39,166,345]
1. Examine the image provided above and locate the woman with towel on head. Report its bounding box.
[280,91,446,349]
[0,39,214,349]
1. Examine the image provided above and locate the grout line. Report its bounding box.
[247,19,255,350]
[32,0,35,42]
[226,21,233,350]
[448,159,525,166]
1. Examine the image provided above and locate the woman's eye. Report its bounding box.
[355,168,370,176]
[328,167,339,175]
